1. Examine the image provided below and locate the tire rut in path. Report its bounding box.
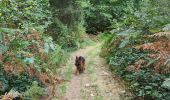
[64,45,96,100]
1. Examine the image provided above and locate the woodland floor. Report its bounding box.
[54,43,126,100]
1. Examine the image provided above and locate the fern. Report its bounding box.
[0,44,8,54]
[163,24,170,32]
[0,28,19,34]
[118,37,130,48]
[162,78,170,90]
[23,81,44,99]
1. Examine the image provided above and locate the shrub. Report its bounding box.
[102,32,170,99]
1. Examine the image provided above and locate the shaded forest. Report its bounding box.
[0,0,170,99]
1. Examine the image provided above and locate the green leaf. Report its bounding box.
[0,28,18,34]
[0,44,8,54]
[119,38,129,48]
[144,86,152,90]
[162,78,170,90]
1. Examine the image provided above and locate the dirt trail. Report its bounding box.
[59,43,125,100]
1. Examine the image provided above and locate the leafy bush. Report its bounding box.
[126,70,170,99]
[102,33,170,99]
[48,0,86,49]
[23,81,44,99]
[84,0,112,34]
[0,0,69,98]
[111,0,170,34]
[6,73,41,93]
[79,37,95,48]
[0,66,41,96]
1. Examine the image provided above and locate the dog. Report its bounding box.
[75,56,85,75]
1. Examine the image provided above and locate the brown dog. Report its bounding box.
[75,56,85,75]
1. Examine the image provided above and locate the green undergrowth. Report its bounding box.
[86,47,100,83]
[54,39,96,99]
[79,38,96,49]
[101,33,170,100]
[0,0,94,98]
[82,44,103,100]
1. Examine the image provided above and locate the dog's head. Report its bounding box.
[75,56,80,66]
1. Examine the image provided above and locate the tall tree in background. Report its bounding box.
[84,0,113,34]
[48,0,85,48]
[110,0,170,34]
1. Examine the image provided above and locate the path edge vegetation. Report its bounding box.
[0,0,170,99]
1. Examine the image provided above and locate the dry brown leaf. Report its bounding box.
[0,54,3,63]
[1,93,14,100]
[134,32,170,73]
[39,73,50,85]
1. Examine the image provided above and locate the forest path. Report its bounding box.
[56,43,125,100]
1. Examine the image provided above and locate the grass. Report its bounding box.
[56,39,97,94]
[57,42,103,100]
[79,38,96,48]
[58,83,67,97]
[80,44,104,100]
[87,61,96,82]
[56,61,73,98]
[94,96,104,100]
[64,65,73,81]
